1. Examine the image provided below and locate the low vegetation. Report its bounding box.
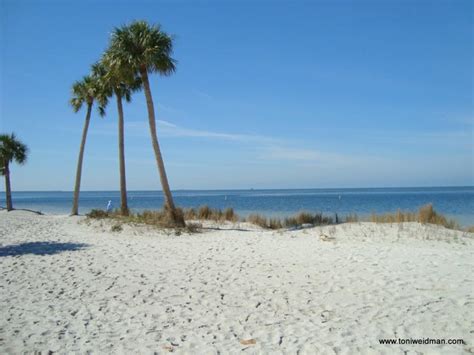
[86,206,336,230]
[86,203,469,232]
[345,204,461,230]
[246,212,336,229]
[183,206,238,222]
[87,208,187,228]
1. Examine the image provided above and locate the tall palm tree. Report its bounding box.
[0,133,28,211]
[70,74,108,216]
[92,61,141,216]
[106,20,185,227]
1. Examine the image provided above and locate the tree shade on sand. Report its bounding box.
[105,21,185,227]
[0,133,28,211]
[70,74,108,216]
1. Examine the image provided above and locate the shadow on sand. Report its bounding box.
[0,241,89,257]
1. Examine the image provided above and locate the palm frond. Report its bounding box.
[106,20,177,77]
[0,133,28,166]
[70,71,111,116]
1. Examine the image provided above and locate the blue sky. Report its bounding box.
[1,0,472,191]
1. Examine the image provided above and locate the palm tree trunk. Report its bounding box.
[71,103,92,216]
[116,93,129,216]
[139,68,184,227]
[4,161,13,211]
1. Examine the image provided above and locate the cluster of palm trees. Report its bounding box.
[71,20,184,227]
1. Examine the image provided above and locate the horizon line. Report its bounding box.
[2,185,473,193]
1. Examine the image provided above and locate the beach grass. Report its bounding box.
[86,203,468,232]
[345,204,461,230]
[86,206,337,230]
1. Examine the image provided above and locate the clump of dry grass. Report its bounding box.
[284,212,334,228]
[86,208,189,230]
[197,205,213,219]
[268,218,283,229]
[223,207,238,222]
[369,204,460,230]
[87,205,239,231]
[246,214,269,228]
[86,209,110,219]
[184,205,238,222]
[466,226,474,233]
[245,211,335,229]
[370,210,417,223]
[87,204,463,232]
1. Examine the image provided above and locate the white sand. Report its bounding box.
[0,210,473,354]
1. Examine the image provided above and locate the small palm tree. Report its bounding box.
[92,61,141,216]
[106,20,184,227]
[0,133,28,211]
[70,74,108,216]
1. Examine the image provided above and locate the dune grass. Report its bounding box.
[86,206,238,232]
[87,208,188,230]
[86,206,336,230]
[345,204,462,230]
[183,206,238,222]
[245,212,335,229]
[86,203,468,232]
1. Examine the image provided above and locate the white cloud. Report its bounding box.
[155,120,274,143]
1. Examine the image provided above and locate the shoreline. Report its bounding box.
[1,186,473,227]
[1,204,472,230]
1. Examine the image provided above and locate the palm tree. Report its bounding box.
[70,74,108,216]
[106,20,185,227]
[92,61,141,216]
[0,133,28,211]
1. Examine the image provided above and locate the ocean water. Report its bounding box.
[1,187,473,226]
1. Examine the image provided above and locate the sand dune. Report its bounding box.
[1,210,473,354]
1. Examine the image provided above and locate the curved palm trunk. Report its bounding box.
[116,93,129,216]
[71,103,92,216]
[4,161,13,211]
[139,68,184,227]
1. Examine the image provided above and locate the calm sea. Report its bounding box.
[1,187,473,226]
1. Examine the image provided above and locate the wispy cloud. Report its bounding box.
[192,89,213,100]
[156,103,186,115]
[96,119,278,144]
[153,120,276,143]
[89,118,472,176]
